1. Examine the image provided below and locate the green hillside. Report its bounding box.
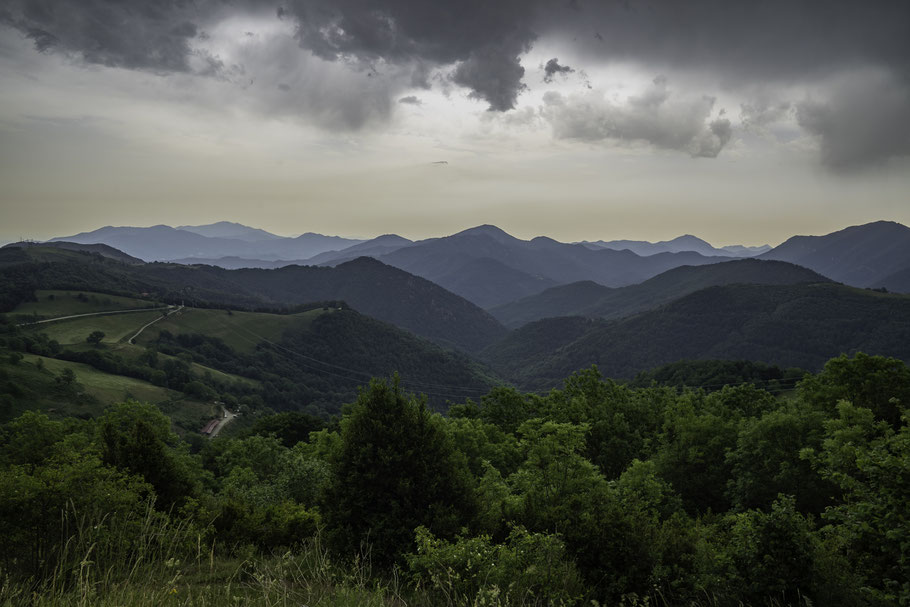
[11,289,160,318]
[0,245,506,352]
[135,307,329,354]
[4,287,499,417]
[482,283,910,389]
[0,353,215,433]
[23,309,167,345]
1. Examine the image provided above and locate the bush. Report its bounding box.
[408,525,584,606]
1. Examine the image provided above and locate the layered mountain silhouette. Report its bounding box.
[760,220,910,288]
[374,225,729,307]
[0,246,504,352]
[482,283,910,390]
[490,259,830,328]
[51,224,364,262]
[176,221,283,242]
[582,234,770,257]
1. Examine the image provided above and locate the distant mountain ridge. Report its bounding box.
[51,224,365,262]
[176,221,283,242]
[581,234,771,257]
[490,259,831,328]
[482,282,910,390]
[760,221,910,288]
[374,225,730,307]
[43,220,910,304]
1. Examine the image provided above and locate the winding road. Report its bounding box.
[128,305,184,344]
[18,306,171,326]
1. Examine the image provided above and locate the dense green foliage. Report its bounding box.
[2,353,909,606]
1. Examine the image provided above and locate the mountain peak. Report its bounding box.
[451,224,519,243]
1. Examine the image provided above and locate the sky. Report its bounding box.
[1,0,909,246]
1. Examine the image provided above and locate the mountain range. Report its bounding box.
[47,220,910,311]
[481,282,910,390]
[0,246,505,353]
[490,259,830,328]
[50,224,364,262]
[580,234,771,257]
[8,218,910,397]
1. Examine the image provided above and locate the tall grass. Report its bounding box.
[0,503,816,607]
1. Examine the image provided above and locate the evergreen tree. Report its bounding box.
[323,377,475,566]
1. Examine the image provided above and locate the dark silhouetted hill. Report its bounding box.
[481,283,910,389]
[490,259,830,328]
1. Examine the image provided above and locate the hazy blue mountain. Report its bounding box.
[482,282,910,389]
[176,221,282,241]
[760,220,910,287]
[581,234,768,257]
[305,234,413,266]
[50,224,365,263]
[427,257,559,309]
[167,257,310,269]
[378,225,727,307]
[490,259,830,328]
[721,244,772,256]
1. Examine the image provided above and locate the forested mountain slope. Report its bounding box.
[482,282,910,389]
[760,220,910,287]
[490,259,830,328]
[0,246,506,352]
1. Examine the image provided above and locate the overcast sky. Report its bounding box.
[1,0,909,246]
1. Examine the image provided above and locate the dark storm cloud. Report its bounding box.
[796,71,910,170]
[549,0,910,82]
[4,0,909,158]
[281,0,540,111]
[0,0,216,73]
[543,58,574,83]
[542,77,732,158]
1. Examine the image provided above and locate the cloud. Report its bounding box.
[740,98,792,128]
[281,0,541,110]
[796,70,910,169]
[544,0,910,84]
[0,0,218,74]
[541,77,732,158]
[542,57,574,83]
[398,95,421,105]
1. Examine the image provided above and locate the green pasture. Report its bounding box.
[11,289,160,318]
[24,310,167,345]
[2,355,216,432]
[136,307,330,354]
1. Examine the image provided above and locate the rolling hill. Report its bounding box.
[6,289,500,415]
[760,220,910,287]
[481,282,910,390]
[490,259,830,328]
[0,245,506,352]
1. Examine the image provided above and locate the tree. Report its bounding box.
[86,330,105,345]
[322,377,476,566]
[98,401,199,509]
